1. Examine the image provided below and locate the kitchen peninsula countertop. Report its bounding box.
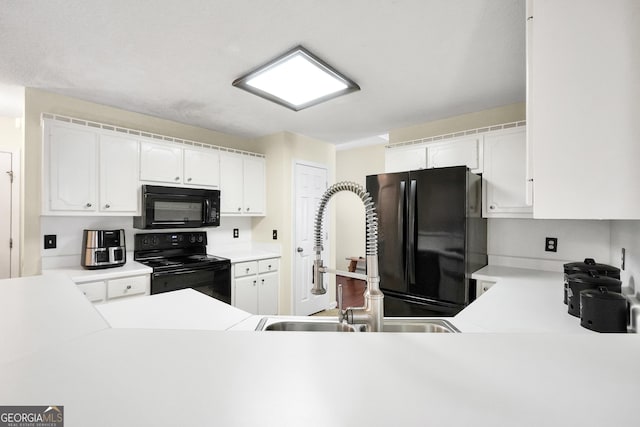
[1,269,639,426]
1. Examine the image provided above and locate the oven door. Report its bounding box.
[151,264,231,304]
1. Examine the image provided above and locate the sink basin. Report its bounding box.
[256,317,459,333]
[379,318,459,333]
[262,321,358,332]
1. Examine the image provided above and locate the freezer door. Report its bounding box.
[366,172,408,294]
[408,167,468,305]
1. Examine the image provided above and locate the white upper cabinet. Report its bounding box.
[43,119,139,215]
[482,127,532,218]
[184,148,220,187]
[139,141,183,184]
[242,156,266,215]
[219,152,266,216]
[427,135,483,174]
[99,134,139,213]
[219,152,244,214]
[528,0,640,219]
[46,122,98,213]
[385,146,427,173]
[140,141,220,188]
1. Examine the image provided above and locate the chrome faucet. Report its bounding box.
[311,181,384,332]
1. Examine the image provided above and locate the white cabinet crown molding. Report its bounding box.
[41,113,265,159]
[386,120,526,149]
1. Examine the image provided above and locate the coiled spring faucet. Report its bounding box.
[311,181,384,332]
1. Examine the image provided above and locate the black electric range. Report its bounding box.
[134,232,231,304]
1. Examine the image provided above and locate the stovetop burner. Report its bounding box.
[133,232,229,272]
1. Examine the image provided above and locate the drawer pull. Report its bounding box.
[126,285,132,290]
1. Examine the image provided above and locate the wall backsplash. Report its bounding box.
[41,215,253,268]
[609,221,640,296]
[487,218,611,272]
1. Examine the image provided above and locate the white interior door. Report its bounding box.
[293,162,329,315]
[0,151,13,279]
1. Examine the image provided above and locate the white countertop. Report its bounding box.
[462,265,589,333]
[96,288,252,330]
[209,247,280,263]
[43,260,152,283]
[2,268,639,426]
[0,273,109,364]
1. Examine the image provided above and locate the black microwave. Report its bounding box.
[133,185,220,229]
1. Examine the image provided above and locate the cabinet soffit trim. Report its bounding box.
[41,112,265,159]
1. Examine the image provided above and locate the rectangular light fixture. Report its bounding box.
[232,45,360,111]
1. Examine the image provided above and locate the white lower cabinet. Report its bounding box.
[76,274,150,304]
[77,281,107,304]
[233,258,279,315]
[476,280,496,299]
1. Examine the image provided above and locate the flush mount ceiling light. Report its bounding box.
[232,45,360,111]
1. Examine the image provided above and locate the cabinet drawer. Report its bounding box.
[77,281,106,303]
[235,261,258,277]
[107,275,148,300]
[258,258,279,274]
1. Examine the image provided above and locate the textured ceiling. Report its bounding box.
[0,0,525,144]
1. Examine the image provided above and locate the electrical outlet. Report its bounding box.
[44,234,57,249]
[272,230,278,240]
[545,237,558,252]
[233,228,239,238]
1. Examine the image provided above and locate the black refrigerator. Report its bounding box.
[366,166,487,317]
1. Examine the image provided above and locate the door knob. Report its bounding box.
[297,247,303,253]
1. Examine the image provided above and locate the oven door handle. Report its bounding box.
[153,269,201,277]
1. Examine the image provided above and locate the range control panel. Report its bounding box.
[134,232,207,251]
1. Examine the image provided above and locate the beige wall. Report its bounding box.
[334,103,526,271]
[389,102,526,143]
[334,144,386,270]
[252,132,336,314]
[23,88,256,275]
[0,117,23,150]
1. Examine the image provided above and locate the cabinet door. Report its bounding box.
[140,141,183,184]
[219,152,244,214]
[427,136,483,173]
[385,146,427,173]
[234,276,258,314]
[258,272,278,315]
[184,148,220,187]
[99,134,139,213]
[530,0,640,219]
[47,123,97,212]
[243,156,265,215]
[483,128,532,218]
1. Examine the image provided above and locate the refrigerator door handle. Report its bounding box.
[407,179,417,285]
[399,180,406,282]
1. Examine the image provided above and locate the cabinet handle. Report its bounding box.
[246,207,250,212]
[175,176,180,181]
[253,280,256,287]
[105,203,111,209]
[268,265,271,269]
[261,279,265,285]
[489,205,496,210]
[187,177,192,182]
[126,285,132,290]
[246,267,250,273]
[237,207,241,212]
[86,202,92,208]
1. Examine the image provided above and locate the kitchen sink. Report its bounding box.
[261,321,359,332]
[256,317,459,333]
